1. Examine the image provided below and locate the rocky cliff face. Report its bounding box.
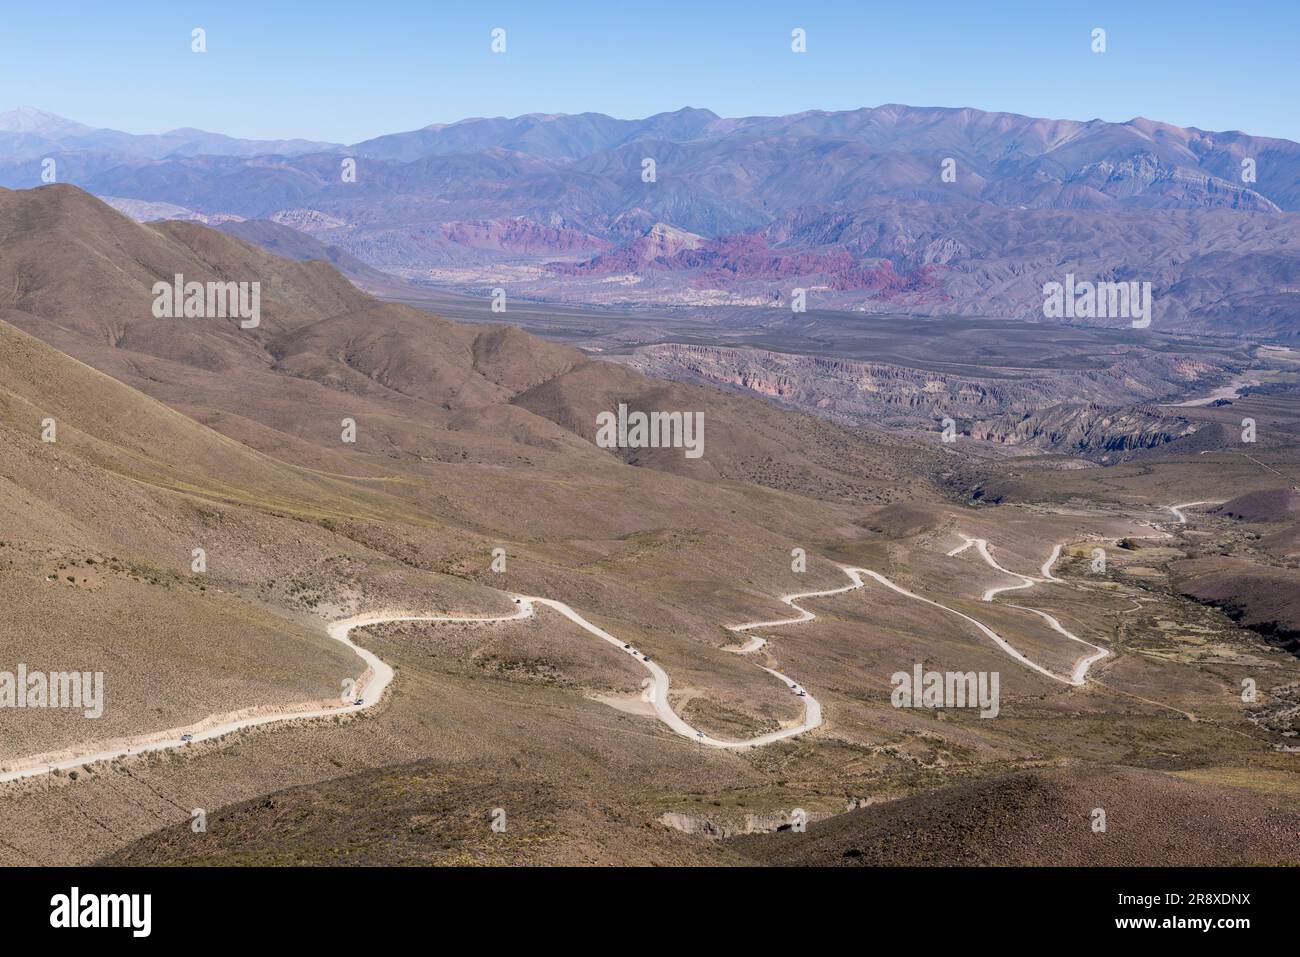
[621,342,1215,461]
[968,404,1197,460]
[624,342,1220,432]
[439,217,610,255]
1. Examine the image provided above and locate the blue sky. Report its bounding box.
[3,0,1296,143]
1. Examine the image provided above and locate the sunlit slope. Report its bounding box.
[1,185,935,505]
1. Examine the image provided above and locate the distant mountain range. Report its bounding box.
[0,107,339,159]
[5,105,1299,337]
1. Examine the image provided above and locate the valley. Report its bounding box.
[1,183,1298,868]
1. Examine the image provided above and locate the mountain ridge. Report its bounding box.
[7,104,1298,336]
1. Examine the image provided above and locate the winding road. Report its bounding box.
[0,604,515,784]
[2,582,839,784]
[4,502,1214,784]
[915,502,1224,686]
[530,595,822,749]
[1166,501,1221,525]
[733,534,1110,689]
[933,533,1109,684]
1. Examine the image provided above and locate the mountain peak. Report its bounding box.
[0,106,91,134]
[645,221,702,243]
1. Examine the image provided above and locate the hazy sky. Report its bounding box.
[4,0,1296,143]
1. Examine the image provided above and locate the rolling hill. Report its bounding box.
[4,182,1299,869]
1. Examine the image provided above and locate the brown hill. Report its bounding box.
[215,218,392,286]
[0,185,944,865]
[1172,557,1300,655]
[9,182,1295,870]
[732,765,1300,866]
[0,184,933,504]
[0,183,934,779]
[1212,488,1300,523]
[0,319,385,759]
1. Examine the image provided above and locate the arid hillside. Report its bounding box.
[0,185,930,501]
[0,184,934,862]
[733,765,1300,866]
[3,184,1298,867]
